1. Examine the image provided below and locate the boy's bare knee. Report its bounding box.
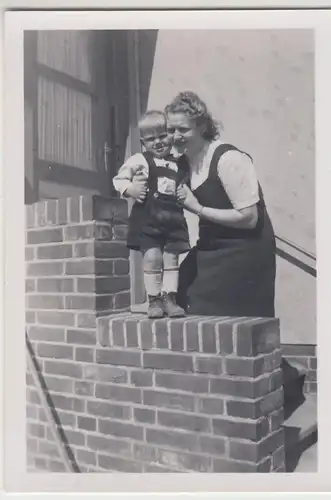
[143,247,163,270]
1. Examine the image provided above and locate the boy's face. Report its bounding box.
[141,120,172,159]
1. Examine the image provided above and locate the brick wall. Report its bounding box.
[25,195,130,472]
[25,195,285,473]
[26,350,68,473]
[93,314,285,473]
[25,195,130,319]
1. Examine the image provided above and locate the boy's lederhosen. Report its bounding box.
[127,152,191,254]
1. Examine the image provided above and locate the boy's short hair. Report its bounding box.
[138,110,166,135]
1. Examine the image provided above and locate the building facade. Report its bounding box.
[24,28,316,346]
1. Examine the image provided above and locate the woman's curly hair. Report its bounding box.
[165,91,220,141]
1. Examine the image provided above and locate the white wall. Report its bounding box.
[141,29,316,344]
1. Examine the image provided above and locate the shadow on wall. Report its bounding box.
[25,177,37,205]
[138,30,159,114]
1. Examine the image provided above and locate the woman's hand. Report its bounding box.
[177,184,202,214]
[176,184,187,203]
[124,168,148,203]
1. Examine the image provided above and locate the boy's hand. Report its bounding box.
[176,184,187,203]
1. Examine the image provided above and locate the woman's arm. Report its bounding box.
[198,203,258,229]
[178,185,258,229]
[178,148,260,229]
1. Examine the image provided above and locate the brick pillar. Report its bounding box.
[25,195,130,472]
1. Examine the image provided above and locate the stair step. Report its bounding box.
[283,393,317,450]
[288,442,317,473]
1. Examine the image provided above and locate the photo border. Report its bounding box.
[2,6,331,495]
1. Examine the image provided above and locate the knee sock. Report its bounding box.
[162,267,179,294]
[143,247,163,298]
[144,270,162,297]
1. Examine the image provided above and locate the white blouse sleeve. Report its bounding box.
[112,153,149,196]
[217,150,260,210]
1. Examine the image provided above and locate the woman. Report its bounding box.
[165,91,276,317]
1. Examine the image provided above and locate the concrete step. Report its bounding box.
[283,393,317,472]
[289,442,317,473]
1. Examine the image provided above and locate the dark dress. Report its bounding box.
[177,143,276,318]
[127,152,191,254]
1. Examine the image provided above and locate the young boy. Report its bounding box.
[113,110,190,319]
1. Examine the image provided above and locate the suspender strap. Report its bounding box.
[142,151,158,192]
[143,151,189,190]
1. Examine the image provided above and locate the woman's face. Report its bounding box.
[166,112,205,156]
